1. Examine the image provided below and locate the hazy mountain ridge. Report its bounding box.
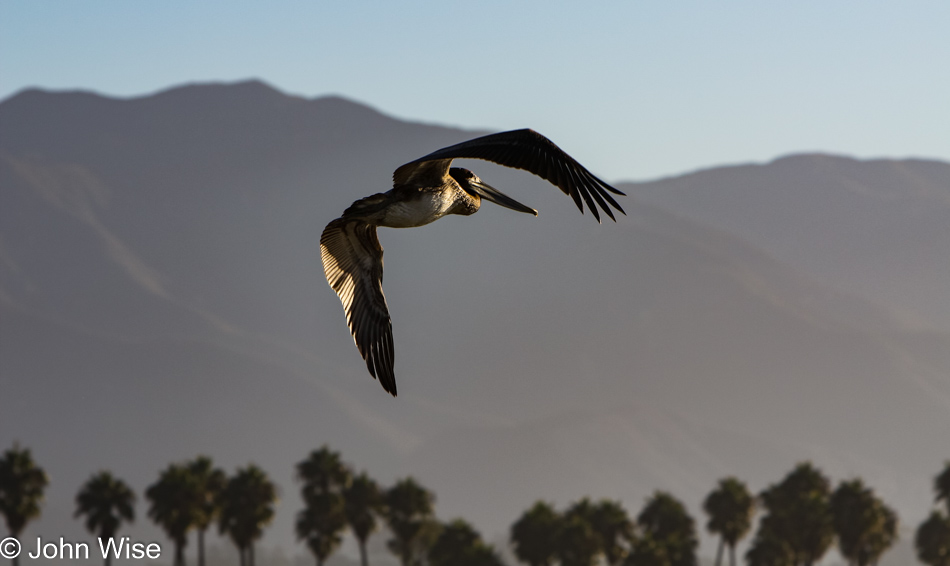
[620,152,950,333]
[2,81,947,564]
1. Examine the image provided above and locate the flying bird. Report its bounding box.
[320,129,625,396]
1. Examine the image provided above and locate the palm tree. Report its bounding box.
[864,507,897,566]
[557,511,601,566]
[703,477,755,566]
[917,463,950,566]
[344,472,384,566]
[625,535,671,566]
[146,463,195,566]
[636,492,698,566]
[758,462,834,566]
[915,510,950,566]
[297,446,351,501]
[590,500,635,566]
[936,462,950,515]
[295,447,351,566]
[187,457,226,566]
[561,498,602,566]
[745,530,794,566]
[218,465,277,566]
[0,444,49,566]
[830,479,898,566]
[560,498,635,566]
[428,518,504,566]
[296,492,346,566]
[75,471,135,566]
[510,501,561,566]
[384,477,437,566]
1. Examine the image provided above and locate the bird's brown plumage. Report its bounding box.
[320,217,396,394]
[321,129,625,396]
[393,129,624,222]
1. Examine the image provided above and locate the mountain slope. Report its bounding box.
[2,81,948,560]
[621,153,950,332]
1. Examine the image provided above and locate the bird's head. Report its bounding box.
[448,167,479,184]
[448,168,538,216]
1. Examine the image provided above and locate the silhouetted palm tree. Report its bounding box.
[703,477,754,566]
[344,472,384,566]
[295,447,351,566]
[187,457,226,566]
[758,462,833,566]
[75,471,135,566]
[510,501,560,566]
[384,477,437,566]
[146,463,195,566]
[559,498,602,566]
[0,444,49,566]
[830,479,898,566]
[915,510,950,566]
[916,462,950,566]
[557,511,601,566]
[636,492,697,566]
[745,530,794,566]
[428,518,504,566]
[560,498,635,566]
[297,492,346,566]
[217,465,277,566]
[625,535,671,566]
[590,500,635,566]
[297,447,351,501]
[936,462,950,515]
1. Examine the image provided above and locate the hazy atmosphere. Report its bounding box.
[2,3,949,566]
[2,1,949,180]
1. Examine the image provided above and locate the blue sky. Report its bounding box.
[2,1,948,180]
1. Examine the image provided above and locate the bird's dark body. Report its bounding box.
[320,129,625,396]
[343,171,481,227]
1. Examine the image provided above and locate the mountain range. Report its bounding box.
[621,152,950,334]
[2,80,948,565]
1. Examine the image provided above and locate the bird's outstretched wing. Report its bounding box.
[393,129,625,222]
[320,217,396,395]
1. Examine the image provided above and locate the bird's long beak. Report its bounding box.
[468,180,538,216]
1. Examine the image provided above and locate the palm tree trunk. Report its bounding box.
[248,542,255,566]
[714,538,724,566]
[729,543,736,566]
[238,546,246,566]
[358,538,369,566]
[105,552,112,566]
[198,528,205,566]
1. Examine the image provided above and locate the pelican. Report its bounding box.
[320,129,625,396]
